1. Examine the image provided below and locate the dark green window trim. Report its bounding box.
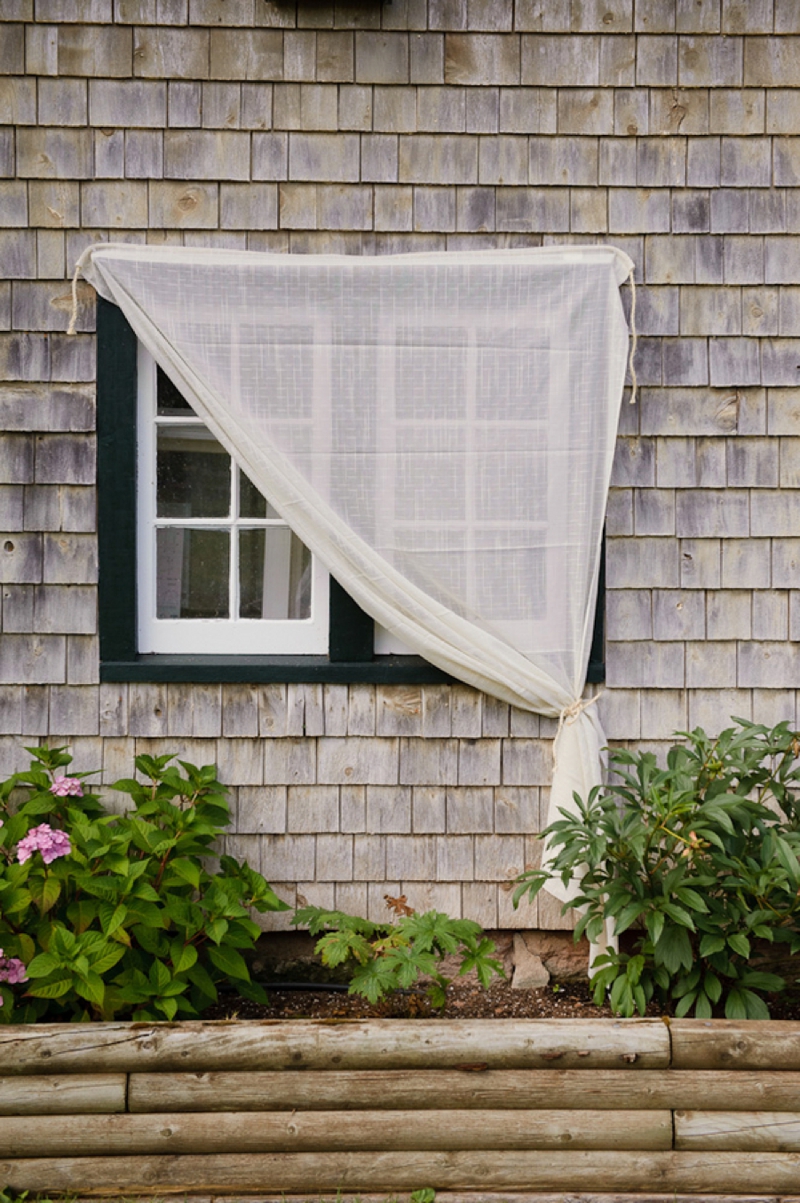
[96,297,604,686]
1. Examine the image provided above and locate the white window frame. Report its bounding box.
[136,344,330,656]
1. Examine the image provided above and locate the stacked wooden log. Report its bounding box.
[1,1018,800,1196]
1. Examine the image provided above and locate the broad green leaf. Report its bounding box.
[67,899,98,934]
[237,978,268,1005]
[402,911,462,955]
[674,992,696,1018]
[111,778,144,795]
[693,993,713,1019]
[674,887,709,913]
[161,977,191,997]
[74,971,105,1007]
[774,836,800,884]
[26,952,62,979]
[133,882,162,903]
[383,944,436,988]
[103,855,130,876]
[78,876,123,902]
[15,933,35,963]
[704,972,723,1004]
[348,957,399,1004]
[25,975,73,999]
[316,929,372,968]
[0,886,32,916]
[727,932,751,958]
[187,960,218,1001]
[253,882,291,913]
[613,900,645,935]
[204,917,229,945]
[427,980,448,1008]
[740,970,784,993]
[170,940,198,974]
[170,858,201,889]
[156,996,179,1021]
[149,960,171,993]
[89,943,127,975]
[645,910,665,947]
[207,944,250,982]
[660,902,696,931]
[609,974,635,1017]
[99,903,128,937]
[725,987,770,1020]
[654,924,693,974]
[36,874,62,914]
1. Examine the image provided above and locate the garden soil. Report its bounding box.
[205,930,800,1022]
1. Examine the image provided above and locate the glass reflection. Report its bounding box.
[157,426,231,518]
[239,469,283,519]
[239,528,311,619]
[157,367,196,416]
[157,528,229,619]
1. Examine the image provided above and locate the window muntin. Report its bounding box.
[136,346,328,655]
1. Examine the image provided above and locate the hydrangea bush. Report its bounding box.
[0,745,288,1022]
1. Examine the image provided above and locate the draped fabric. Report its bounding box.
[81,243,633,958]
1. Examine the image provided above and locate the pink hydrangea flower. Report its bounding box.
[0,950,27,985]
[16,823,71,865]
[49,776,83,798]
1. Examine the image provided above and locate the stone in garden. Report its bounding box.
[511,932,550,989]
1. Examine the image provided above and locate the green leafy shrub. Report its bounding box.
[514,718,800,1020]
[294,903,504,1006]
[0,745,288,1022]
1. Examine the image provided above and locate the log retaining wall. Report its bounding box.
[1,1019,800,1197]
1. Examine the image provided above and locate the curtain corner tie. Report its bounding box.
[66,244,96,336]
[553,690,606,771]
[627,267,638,405]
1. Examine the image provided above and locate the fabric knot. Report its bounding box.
[553,690,605,771]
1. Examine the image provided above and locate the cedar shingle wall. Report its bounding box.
[1,0,798,930]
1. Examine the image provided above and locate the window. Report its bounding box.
[97,297,605,685]
[138,348,328,655]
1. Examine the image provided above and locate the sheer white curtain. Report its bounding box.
[81,243,633,955]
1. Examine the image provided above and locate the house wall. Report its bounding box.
[1,0,799,932]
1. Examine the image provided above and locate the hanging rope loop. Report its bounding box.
[66,244,96,336]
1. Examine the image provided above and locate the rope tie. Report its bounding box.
[627,267,638,405]
[553,689,605,771]
[66,244,96,336]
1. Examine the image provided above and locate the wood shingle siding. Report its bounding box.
[2,0,800,926]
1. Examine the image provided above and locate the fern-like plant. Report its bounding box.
[293,903,503,1006]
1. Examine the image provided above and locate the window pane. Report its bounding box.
[239,469,282,520]
[157,426,231,518]
[157,528,229,618]
[239,528,312,619]
[157,366,196,416]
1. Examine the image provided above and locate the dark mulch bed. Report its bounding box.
[205,977,800,1022]
[205,978,617,1021]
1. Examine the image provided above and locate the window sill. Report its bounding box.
[101,655,605,686]
[100,655,457,684]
